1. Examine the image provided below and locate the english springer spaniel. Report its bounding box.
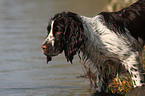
[42,0,145,92]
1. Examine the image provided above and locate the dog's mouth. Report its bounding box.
[44,53,52,63]
[46,56,52,63]
[43,50,62,64]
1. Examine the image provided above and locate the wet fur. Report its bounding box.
[42,0,145,92]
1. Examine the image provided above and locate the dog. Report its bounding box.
[41,0,145,92]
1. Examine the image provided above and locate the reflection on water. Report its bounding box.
[0,0,106,95]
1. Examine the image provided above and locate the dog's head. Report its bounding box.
[41,12,84,63]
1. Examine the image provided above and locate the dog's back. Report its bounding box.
[101,0,145,41]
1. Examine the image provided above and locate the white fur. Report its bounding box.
[43,20,55,46]
[80,15,144,90]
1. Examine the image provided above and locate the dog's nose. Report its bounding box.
[41,45,47,52]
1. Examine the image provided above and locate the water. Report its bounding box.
[0,0,107,95]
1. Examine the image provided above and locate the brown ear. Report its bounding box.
[63,12,84,63]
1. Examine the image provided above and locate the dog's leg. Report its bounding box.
[95,64,109,92]
[122,52,144,87]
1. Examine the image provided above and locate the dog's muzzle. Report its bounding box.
[41,45,52,63]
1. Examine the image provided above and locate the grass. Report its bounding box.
[108,73,133,95]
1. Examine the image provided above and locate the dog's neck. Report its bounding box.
[80,15,108,63]
[80,15,143,64]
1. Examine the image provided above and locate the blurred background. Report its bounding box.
[0,0,142,96]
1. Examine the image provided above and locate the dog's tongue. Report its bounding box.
[47,56,52,63]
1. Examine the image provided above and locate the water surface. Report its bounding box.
[0,0,107,95]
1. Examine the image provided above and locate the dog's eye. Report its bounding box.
[53,26,62,34]
[56,31,62,35]
[54,31,62,37]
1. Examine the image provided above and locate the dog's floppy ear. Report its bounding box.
[63,12,84,63]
